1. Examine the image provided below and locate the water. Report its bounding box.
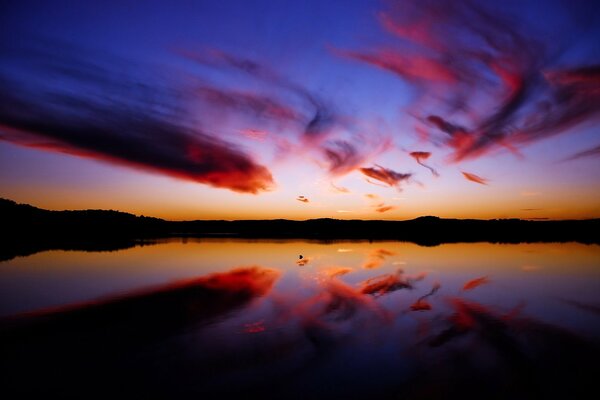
[1,239,599,398]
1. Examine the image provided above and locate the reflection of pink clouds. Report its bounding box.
[362,248,396,269]
[242,319,266,334]
[462,276,490,291]
[410,299,432,311]
[360,269,426,297]
[320,267,354,278]
[521,265,541,271]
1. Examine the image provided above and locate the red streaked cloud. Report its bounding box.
[197,85,300,123]
[340,0,600,163]
[323,140,366,175]
[0,45,278,194]
[359,165,412,189]
[1,124,274,194]
[374,204,396,213]
[461,171,488,185]
[409,151,439,176]
[330,182,350,194]
[563,144,600,161]
[240,129,268,141]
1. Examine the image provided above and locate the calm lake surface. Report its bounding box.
[1,239,599,398]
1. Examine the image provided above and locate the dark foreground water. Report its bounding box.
[1,240,599,399]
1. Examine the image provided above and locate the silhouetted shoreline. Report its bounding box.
[1,198,598,261]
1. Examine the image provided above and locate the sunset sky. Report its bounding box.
[1,0,599,220]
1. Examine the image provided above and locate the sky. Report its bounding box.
[0,0,599,220]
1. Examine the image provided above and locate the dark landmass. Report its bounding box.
[1,198,598,261]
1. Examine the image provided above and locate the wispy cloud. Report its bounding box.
[409,151,439,176]
[0,43,275,194]
[374,204,396,213]
[330,182,350,194]
[340,0,600,162]
[359,165,412,189]
[461,171,488,185]
[563,144,600,161]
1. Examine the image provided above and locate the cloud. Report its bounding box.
[196,85,300,124]
[0,43,274,194]
[322,133,392,176]
[330,182,350,193]
[374,204,396,213]
[340,0,600,162]
[364,193,397,213]
[359,165,412,189]
[240,129,268,141]
[188,49,337,141]
[409,151,439,176]
[563,144,600,161]
[191,50,394,176]
[296,195,309,203]
[323,140,366,175]
[461,171,488,185]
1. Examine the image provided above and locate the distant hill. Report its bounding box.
[0,198,165,236]
[0,198,598,261]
